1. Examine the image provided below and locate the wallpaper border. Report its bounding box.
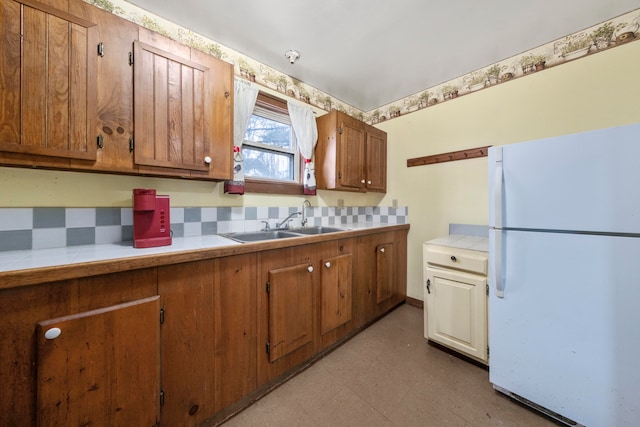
[87,1,640,124]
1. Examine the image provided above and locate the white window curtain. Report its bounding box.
[287,101,318,195]
[224,78,259,195]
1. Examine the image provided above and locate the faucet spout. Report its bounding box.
[301,200,311,227]
[275,212,301,229]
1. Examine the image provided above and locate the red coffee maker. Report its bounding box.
[132,189,172,248]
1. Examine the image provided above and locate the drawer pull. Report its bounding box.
[325,262,331,268]
[307,266,313,273]
[450,255,457,262]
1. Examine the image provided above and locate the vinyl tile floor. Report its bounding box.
[221,304,559,427]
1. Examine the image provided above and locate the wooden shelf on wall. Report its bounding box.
[407,145,491,167]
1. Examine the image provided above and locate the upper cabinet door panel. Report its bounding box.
[337,118,365,190]
[0,0,97,160]
[133,40,210,172]
[365,125,387,192]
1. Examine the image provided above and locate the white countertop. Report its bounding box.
[0,222,401,274]
[425,234,489,252]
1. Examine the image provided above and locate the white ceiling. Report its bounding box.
[126,0,639,111]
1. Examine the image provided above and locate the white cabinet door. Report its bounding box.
[425,266,487,363]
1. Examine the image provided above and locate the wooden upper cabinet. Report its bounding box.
[315,110,387,192]
[133,40,211,173]
[365,124,387,192]
[0,0,97,161]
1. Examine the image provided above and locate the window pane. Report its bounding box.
[243,146,294,180]
[245,114,292,149]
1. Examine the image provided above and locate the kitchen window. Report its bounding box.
[244,93,304,195]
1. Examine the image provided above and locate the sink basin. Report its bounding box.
[224,230,299,243]
[288,226,346,235]
[223,226,348,243]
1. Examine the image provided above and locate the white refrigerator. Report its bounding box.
[488,123,640,427]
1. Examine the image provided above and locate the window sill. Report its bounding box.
[245,179,305,195]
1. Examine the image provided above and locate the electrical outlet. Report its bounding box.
[337,199,344,208]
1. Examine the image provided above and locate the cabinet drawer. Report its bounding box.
[424,244,488,275]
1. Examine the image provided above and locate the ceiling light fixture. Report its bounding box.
[284,49,300,64]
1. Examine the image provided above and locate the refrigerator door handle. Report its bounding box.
[493,147,503,229]
[492,147,504,298]
[493,230,504,298]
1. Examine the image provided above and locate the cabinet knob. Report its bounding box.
[380,247,385,253]
[367,180,372,185]
[45,327,62,340]
[361,179,365,184]
[307,266,313,273]
[325,261,331,268]
[450,255,457,262]
[204,156,212,164]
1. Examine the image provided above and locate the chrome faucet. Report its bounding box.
[275,211,301,230]
[301,200,311,227]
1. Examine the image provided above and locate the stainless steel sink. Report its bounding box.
[223,226,347,243]
[223,230,299,243]
[288,226,346,235]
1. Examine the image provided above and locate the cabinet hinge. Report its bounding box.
[338,127,343,134]
[486,284,489,296]
[266,342,270,354]
[338,171,342,179]
[129,136,134,152]
[97,42,104,57]
[160,390,165,406]
[128,51,134,65]
[487,346,490,358]
[96,133,104,149]
[266,281,270,294]
[160,308,165,325]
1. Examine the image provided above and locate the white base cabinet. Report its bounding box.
[423,242,489,364]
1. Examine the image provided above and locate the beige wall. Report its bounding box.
[1,41,639,302]
[376,40,640,300]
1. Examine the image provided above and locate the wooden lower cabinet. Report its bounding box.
[353,230,407,329]
[257,246,317,386]
[1,228,407,426]
[0,269,158,427]
[158,254,257,425]
[36,297,161,427]
[214,254,257,412]
[158,260,216,426]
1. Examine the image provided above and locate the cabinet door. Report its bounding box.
[133,40,211,173]
[365,125,387,192]
[425,267,488,363]
[268,262,314,362]
[36,296,160,427]
[214,254,257,412]
[0,0,97,161]
[375,242,394,304]
[158,260,215,427]
[337,115,365,190]
[320,253,352,335]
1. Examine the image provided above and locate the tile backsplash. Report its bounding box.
[0,206,408,252]
[448,223,489,237]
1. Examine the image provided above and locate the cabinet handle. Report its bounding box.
[45,327,62,340]
[450,255,457,262]
[380,247,385,253]
[325,262,331,268]
[307,266,313,273]
[204,156,212,164]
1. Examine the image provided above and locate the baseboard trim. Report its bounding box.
[405,296,423,309]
